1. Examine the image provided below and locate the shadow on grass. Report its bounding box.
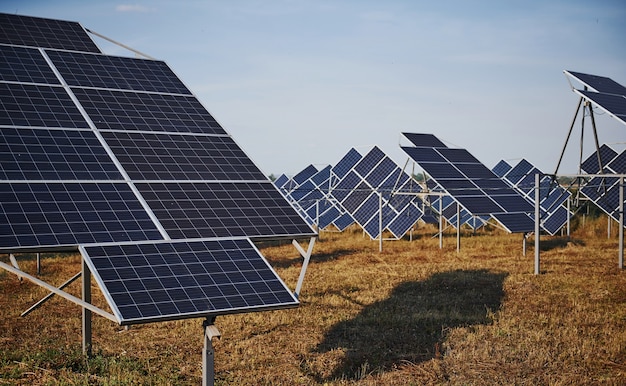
[312,269,507,381]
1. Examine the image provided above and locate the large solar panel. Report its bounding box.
[402,133,535,233]
[0,13,315,324]
[0,13,101,53]
[82,238,298,325]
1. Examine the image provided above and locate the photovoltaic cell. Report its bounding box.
[565,70,626,96]
[402,132,447,148]
[0,182,162,249]
[71,88,228,134]
[136,181,315,239]
[47,50,191,95]
[101,131,266,181]
[0,83,88,128]
[83,238,298,325]
[0,13,100,53]
[0,45,59,85]
[0,127,122,180]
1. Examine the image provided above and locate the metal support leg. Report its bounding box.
[203,317,221,386]
[82,258,92,356]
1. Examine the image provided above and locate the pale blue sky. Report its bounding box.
[2,1,625,176]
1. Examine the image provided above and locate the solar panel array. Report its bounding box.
[565,70,626,126]
[275,146,427,239]
[495,159,573,235]
[579,144,626,222]
[329,146,425,239]
[401,133,535,233]
[0,13,315,325]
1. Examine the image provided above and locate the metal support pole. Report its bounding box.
[202,317,221,386]
[439,197,443,249]
[379,193,383,253]
[456,202,461,253]
[535,173,541,275]
[618,175,624,269]
[82,258,92,356]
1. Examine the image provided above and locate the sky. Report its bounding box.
[2,0,625,177]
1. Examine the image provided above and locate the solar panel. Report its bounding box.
[136,182,314,239]
[402,134,535,232]
[0,12,316,328]
[0,13,100,53]
[82,238,298,325]
[0,45,60,84]
[0,127,123,181]
[0,83,88,128]
[72,88,228,134]
[101,131,266,181]
[565,70,626,96]
[402,132,447,148]
[574,89,626,126]
[47,50,191,95]
[0,182,163,250]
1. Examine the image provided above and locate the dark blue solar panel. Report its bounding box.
[354,146,385,178]
[0,45,59,84]
[0,128,122,180]
[0,13,101,53]
[566,71,626,96]
[492,160,512,178]
[401,146,447,163]
[101,131,266,181]
[47,51,191,95]
[72,88,228,135]
[403,133,447,148]
[505,159,534,185]
[333,212,355,231]
[576,90,626,125]
[365,157,398,187]
[490,213,534,233]
[0,83,88,128]
[332,148,362,179]
[607,150,626,174]
[419,162,465,179]
[581,144,618,174]
[0,182,162,249]
[438,148,480,164]
[83,238,298,325]
[137,181,315,240]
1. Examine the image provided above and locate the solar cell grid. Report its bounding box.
[354,146,385,178]
[101,131,266,181]
[47,50,191,95]
[402,132,447,148]
[83,238,298,324]
[0,13,100,53]
[0,45,60,84]
[0,83,88,128]
[332,148,362,179]
[137,181,315,240]
[0,127,122,180]
[581,144,617,174]
[72,88,227,134]
[0,182,162,249]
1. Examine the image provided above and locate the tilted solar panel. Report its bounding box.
[82,238,298,325]
[0,13,100,53]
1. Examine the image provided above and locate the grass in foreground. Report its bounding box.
[1,217,626,385]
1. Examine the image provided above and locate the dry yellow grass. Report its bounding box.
[1,217,626,385]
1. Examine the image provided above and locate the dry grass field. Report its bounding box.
[1,216,626,385]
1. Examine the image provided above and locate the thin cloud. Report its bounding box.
[115,4,155,13]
